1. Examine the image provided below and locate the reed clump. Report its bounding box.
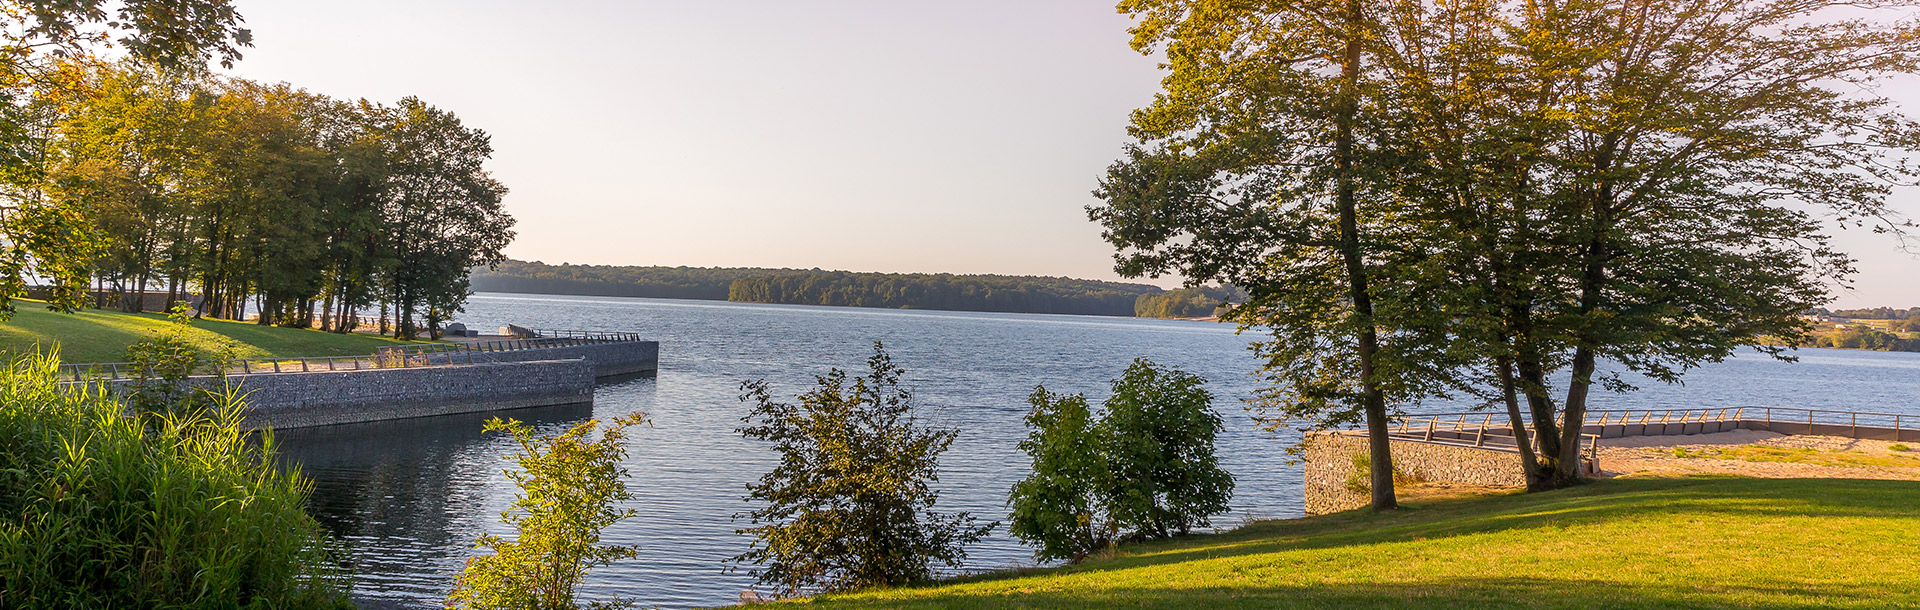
[0,353,348,609]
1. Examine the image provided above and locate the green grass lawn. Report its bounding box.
[800,477,1920,609]
[0,302,429,363]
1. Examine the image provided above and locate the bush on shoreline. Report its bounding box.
[1010,359,1234,561]
[448,413,648,610]
[732,342,992,597]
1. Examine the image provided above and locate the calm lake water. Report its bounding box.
[274,292,1920,609]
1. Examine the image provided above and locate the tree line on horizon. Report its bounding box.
[19,61,513,339]
[469,260,1208,317]
[1815,307,1920,321]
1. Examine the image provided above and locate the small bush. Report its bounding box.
[447,413,648,610]
[1344,453,1422,494]
[1102,359,1233,539]
[0,353,346,608]
[1009,358,1234,561]
[732,342,991,596]
[1007,387,1110,562]
[123,302,235,416]
[1892,444,1912,452]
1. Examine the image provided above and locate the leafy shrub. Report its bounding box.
[1007,388,1110,562]
[0,353,346,608]
[1890,444,1911,452]
[1343,453,1422,494]
[123,302,234,415]
[1009,358,1235,560]
[732,342,991,596]
[1102,359,1234,539]
[447,413,648,610]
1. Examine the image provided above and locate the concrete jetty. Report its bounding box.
[67,329,658,430]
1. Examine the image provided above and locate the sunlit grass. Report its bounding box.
[0,301,430,363]
[792,477,1920,609]
[1668,446,1920,469]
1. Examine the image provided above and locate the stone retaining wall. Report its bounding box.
[1303,431,1527,515]
[97,359,596,430]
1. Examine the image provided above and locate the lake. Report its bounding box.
[274,293,1920,608]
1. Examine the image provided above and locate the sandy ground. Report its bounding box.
[1595,431,1920,480]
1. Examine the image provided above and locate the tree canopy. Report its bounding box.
[1095,0,1920,492]
[26,60,512,339]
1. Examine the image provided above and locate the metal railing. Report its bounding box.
[57,352,432,382]
[376,330,643,359]
[1584,406,1917,442]
[1390,413,1602,464]
[1389,406,1920,451]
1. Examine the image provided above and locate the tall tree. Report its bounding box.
[1095,0,1460,510]
[1478,0,1920,487]
[374,97,512,340]
[0,0,248,317]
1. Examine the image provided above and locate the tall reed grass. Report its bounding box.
[0,353,348,609]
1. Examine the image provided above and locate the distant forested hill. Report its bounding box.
[473,261,1170,316]
[1133,285,1247,319]
[728,271,1160,316]
[469,260,803,300]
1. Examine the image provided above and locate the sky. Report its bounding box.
[221,0,1920,307]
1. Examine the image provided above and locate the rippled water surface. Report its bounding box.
[274,293,1920,608]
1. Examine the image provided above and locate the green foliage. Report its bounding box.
[1133,286,1243,319]
[1101,359,1233,539]
[1009,360,1234,561]
[733,342,991,596]
[1809,326,1920,352]
[1892,445,1912,452]
[1818,307,1920,321]
[728,270,1161,316]
[122,302,233,414]
[448,413,647,610]
[1096,0,1920,490]
[0,353,346,608]
[1008,387,1111,562]
[377,96,514,340]
[1343,453,1420,495]
[470,260,807,301]
[25,60,513,339]
[0,0,249,318]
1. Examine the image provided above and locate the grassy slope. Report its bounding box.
[803,477,1920,609]
[0,302,426,363]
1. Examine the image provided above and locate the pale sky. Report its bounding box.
[222,0,1920,307]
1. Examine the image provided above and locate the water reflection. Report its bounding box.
[277,401,597,603]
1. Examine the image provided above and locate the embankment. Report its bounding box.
[87,339,659,429]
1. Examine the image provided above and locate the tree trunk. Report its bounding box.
[1333,0,1395,511]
